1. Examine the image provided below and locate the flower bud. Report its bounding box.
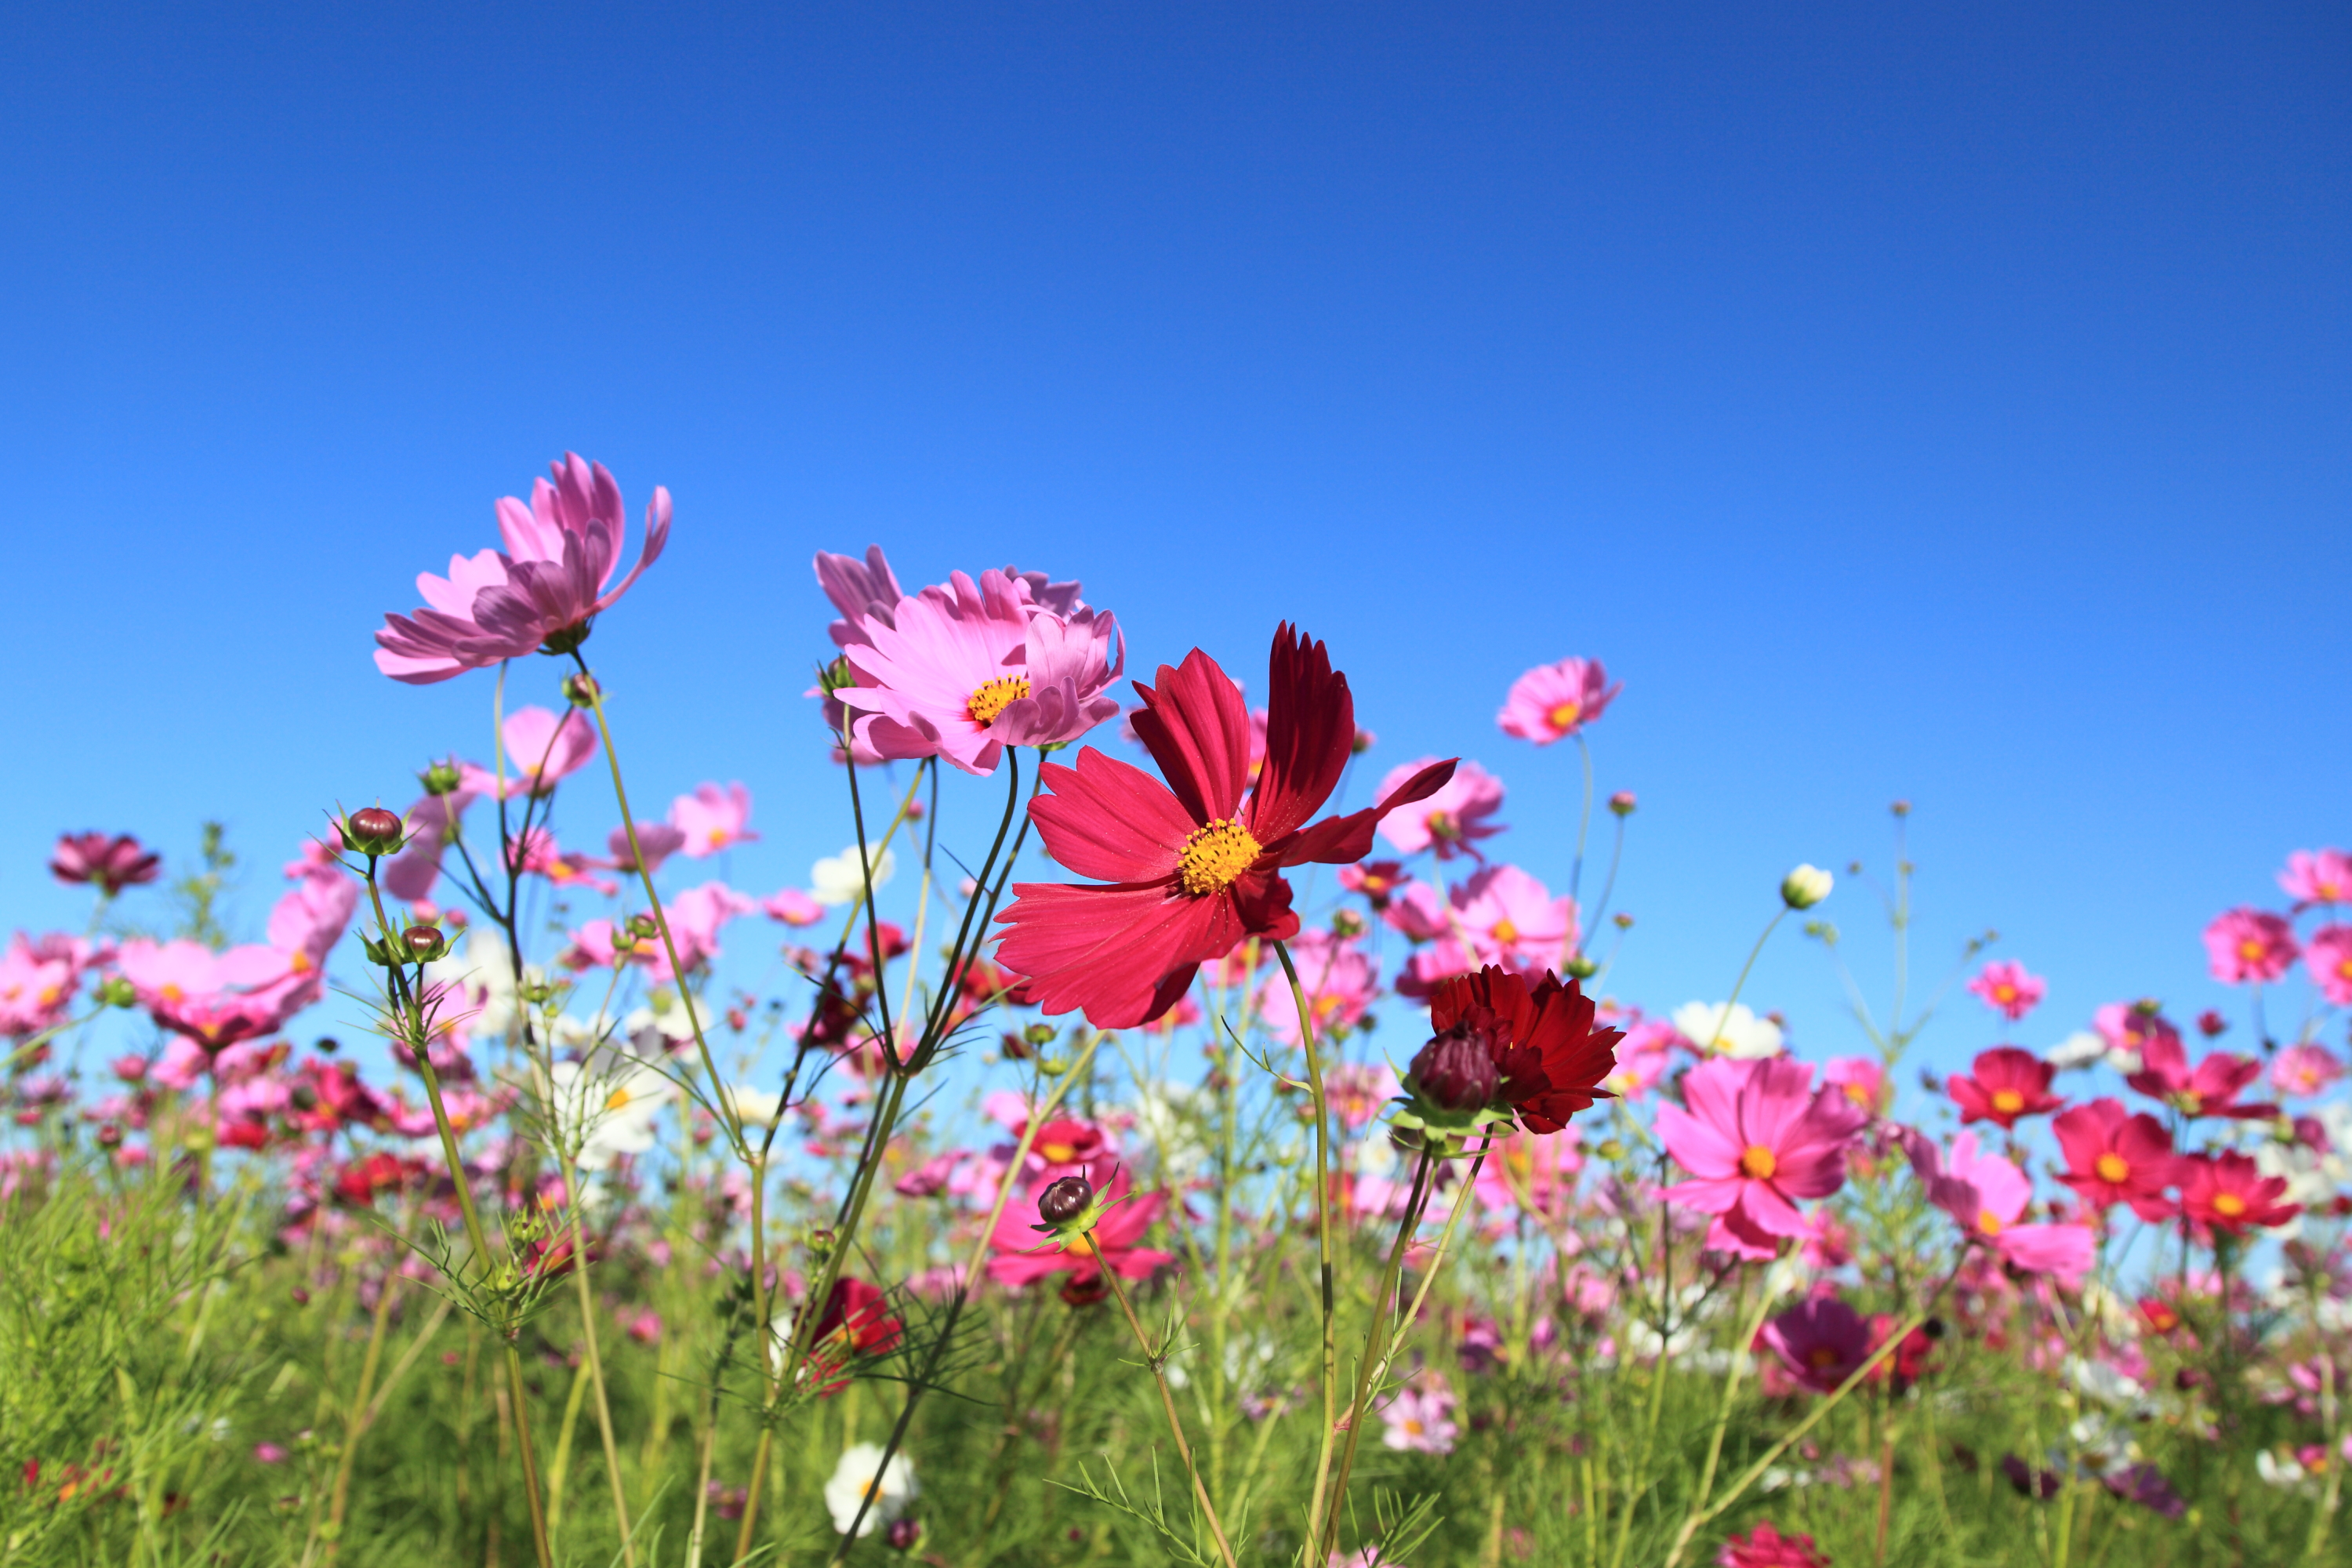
[1350,728,1376,756]
[419,760,463,797]
[96,976,138,1009]
[1037,1174,1094,1226]
[817,655,856,696]
[1408,1017,1501,1115]
[1890,799,1911,818]
[1330,909,1367,938]
[1608,790,1637,817]
[1565,953,1599,979]
[401,925,447,962]
[1780,864,1834,909]
[886,1518,923,1552]
[627,913,660,940]
[561,671,601,707]
[1612,912,1634,931]
[343,807,405,858]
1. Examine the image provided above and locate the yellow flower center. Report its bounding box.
[2212,1192,2247,1218]
[1991,1089,2024,1115]
[160,983,183,1004]
[606,1087,634,1112]
[2095,1152,2129,1184]
[1739,1145,1778,1181]
[2238,938,2267,962]
[1808,1346,1843,1370]
[1843,1082,1872,1107]
[289,950,311,974]
[1065,1233,1099,1260]
[1977,1210,2003,1236]
[1039,1142,1077,1164]
[1427,811,1459,840]
[707,827,728,848]
[1547,700,1582,731]
[1403,1417,1425,1436]
[1994,983,2017,1004]
[1491,918,1520,946]
[967,676,1032,727]
[1177,818,1262,896]
[2338,958,2352,980]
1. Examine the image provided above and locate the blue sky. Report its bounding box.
[2,2,2347,1083]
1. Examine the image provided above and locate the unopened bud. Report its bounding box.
[1330,909,1367,938]
[419,760,463,797]
[1890,799,1911,818]
[1565,953,1599,979]
[1780,864,1834,910]
[96,1123,122,1149]
[1037,1175,1094,1225]
[561,671,601,707]
[886,1516,922,1551]
[1611,913,1634,931]
[1350,728,1376,756]
[343,807,405,858]
[97,976,138,1009]
[817,655,856,696]
[402,925,447,962]
[627,913,660,939]
[1608,791,1637,817]
[1408,1017,1501,1115]
[1022,1023,1057,1047]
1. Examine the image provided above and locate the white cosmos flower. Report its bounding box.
[544,1058,676,1172]
[811,845,896,907]
[1671,1001,1783,1059]
[424,929,545,1043]
[729,1085,786,1127]
[823,1442,916,1536]
[2044,1031,2111,1071]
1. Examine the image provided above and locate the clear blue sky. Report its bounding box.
[3,2,2347,1079]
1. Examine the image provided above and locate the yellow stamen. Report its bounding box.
[2238,938,2267,962]
[1039,1142,1077,1164]
[2212,1192,2247,1218]
[1978,1210,2003,1236]
[1177,818,1262,896]
[289,950,311,974]
[1491,918,1520,946]
[1740,1145,1777,1181]
[2094,1152,2129,1184]
[1991,1088,2024,1115]
[1547,701,1581,731]
[606,1087,633,1112]
[967,675,1032,727]
[160,983,183,1004]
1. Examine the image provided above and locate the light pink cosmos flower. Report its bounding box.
[1255,928,1379,1044]
[670,782,758,857]
[651,882,757,981]
[2203,907,2299,985]
[1496,656,1621,744]
[1375,757,1504,859]
[2090,1002,2180,1072]
[1378,1377,1458,1454]
[0,933,102,1037]
[1966,959,2046,1022]
[1904,1130,2094,1286]
[1822,1056,1887,1117]
[815,546,906,649]
[507,828,618,895]
[1324,1062,1403,1130]
[460,707,600,799]
[834,569,1124,776]
[762,887,826,927]
[376,452,671,684]
[607,822,688,875]
[2270,1044,2344,1098]
[1474,1124,1585,1218]
[1604,1019,1679,1098]
[560,919,646,972]
[2301,926,2352,1006]
[1451,862,1578,974]
[2279,848,2352,909]
[1657,1058,1867,1261]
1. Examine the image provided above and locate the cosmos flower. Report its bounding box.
[1375,758,1504,860]
[2278,848,2352,908]
[2270,1043,2344,1099]
[2202,908,2298,985]
[822,1442,916,1537]
[2052,1098,2179,1220]
[1671,1000,1784,1059]
[669,782,758,856]
[1904,1130,2094,1284]
[1378,1377,1458,1454]
[1255,927,1379,1044]
[995,626,1455,1028]
[2176,1151,2299,1236]
[1947,1047,2064,1129]
[1717,1522,1830,1568]
[460,706,600,800]
[1966,959,2046,1022]
[985,1167,1172,1288]
[1758,1294,1873,1393]
[376,452,671,684]
[1496,656,1621,744]
[1421,965,1621,1134]
[2124,1031,2276,1120]
[49,833,162,897]
[2301,926,2352,1007]
[1657,1057,1867,1260]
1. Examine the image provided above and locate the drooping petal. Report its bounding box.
[1265,757,1460,867]
[1129,649,1252,826]
[1025,752,1196,884]
[1247,623,1355,844]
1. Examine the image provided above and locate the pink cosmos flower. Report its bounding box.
[2270,1044,2344,1098]
[460,706,599,799]
[2301,926,2352,1006]
[1758,1294,1873,1393]
[607,822,688,875]
[1255,928,1379,1044]
[1324,1062,1402,1130]
[1376,758,1504,859]
[763,888,826,927]
[815,546,906,648]
[2091,1002,2180,1070]
[0,933,99,1037]
[1947,1047,2064,1128]
[2278,848,2352,908]
[1605,1018,1679,1098]
[1905,1130,2094,1285]
[2176,1151,2299,1236]
[560,919,646,972]
[834,569,1123,775]
[1966,959,2046,1022]
[2125,1031,2276,1120]
[652,882,757,981]
[375,452,671,683]
[1497,656,1621,744]
[985,1167,1171,1289]
[1823,1057,1888,1117]
[49,832,162,896]
[2203,907,2299,985]
[507,828,618,895]
[1717,1523,1830,1568]
[670,783,757,858]
[1451,862,1578,974]
[2053,1098,2179,1220]
[1657,1058,1867,1260]
[1378,1377,1458,1454]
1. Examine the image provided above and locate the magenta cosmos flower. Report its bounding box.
[1657,1057,1867,1259]
[1905,1129,2093,1285]
[2301,925,2352,1006]
[1947,1047,2064,1129]
[1965,958,2045,1022]
[2125,1030,2276,1120]
[670,782,757,856]
[375,452,671,683]
[985,1167,1171,1289]
[994,626,1456,1028]
[50,832,162,897]
[1375,757,1505,859]
[1496,656,1621,744]
[2202,907,2298,984]
[1758,1294,1872,1393]
[2052,1098,2178,1219]
[2278,847,2352,908]
[833,568,1124,775]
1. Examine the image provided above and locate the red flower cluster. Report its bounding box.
[997,626,1455,1027]
[1947,1047,2063,1129]
[1421,966,1621,1134]
[804,1278,905,1396]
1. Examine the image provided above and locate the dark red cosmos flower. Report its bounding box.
[2176,1151,2299,1236]
[804,1278,905,1396]
[49,833,162,897]
[1425,966,1621,1134]
[995,626,1456,1028]
[1947,1047,2065,1129]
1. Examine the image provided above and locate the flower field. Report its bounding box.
[1,452,2344,1568]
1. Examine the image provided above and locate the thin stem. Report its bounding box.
[1276,939,1343,1552]
[1098,1248,1240,1568]
[1319,1145,1438,1561]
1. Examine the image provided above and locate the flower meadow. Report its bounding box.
[2,454,2347,1568]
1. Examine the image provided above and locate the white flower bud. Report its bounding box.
[1780,863,1834,910]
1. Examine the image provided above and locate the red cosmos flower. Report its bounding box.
[1947,1047,2065,1129]
[2176,1151,2299,1236]
[49,833,162,897]
[1425,966,1621,1134]
[995,626,1456,1028]
[332,1152,424,1207]
[2125,1032,2278,1120]
[2052,1098,2180,1220]
[803,1278,905,1396]
[1717,1521,1831,1568]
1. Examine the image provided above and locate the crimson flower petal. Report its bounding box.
[1129,648,1252,826]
